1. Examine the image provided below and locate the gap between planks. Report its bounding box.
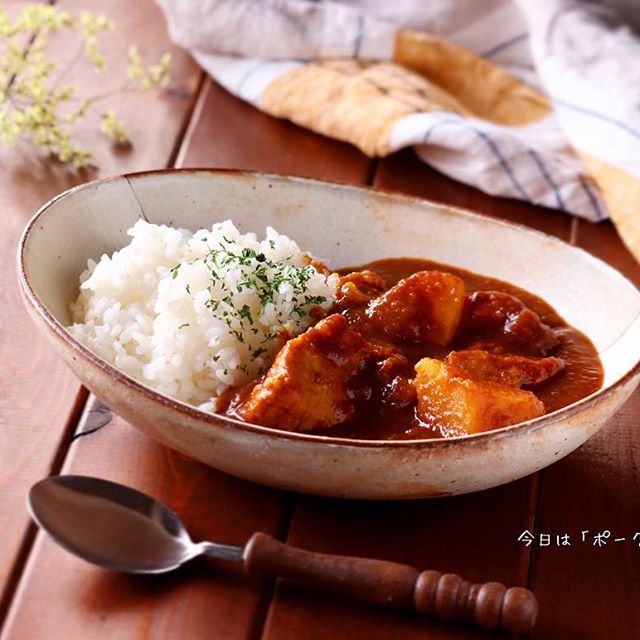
[0,386,88,628]
[247,496,298,640]
[172,74,211,169]
[521,218,583,636]
[168,71,208,169]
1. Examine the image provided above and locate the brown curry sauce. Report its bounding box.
[220,258,603,440]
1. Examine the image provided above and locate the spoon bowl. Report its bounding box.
[28,475,240,573]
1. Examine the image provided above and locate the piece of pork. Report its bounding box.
[236,314,369,431]
[463,291,558,355]
[446,350,565,387]
[335,270,387,310]
[375,352,416,408]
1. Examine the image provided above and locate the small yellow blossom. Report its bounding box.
[127,45,171,90]
[0,4,171,167]
[100,109,129,144]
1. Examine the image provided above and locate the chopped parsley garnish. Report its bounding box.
[191,242,334,378]
[239,304,253,323]
[202,247,327,333]
[251,347,267,360]
[170,264,180,279]
[178,322,189,329]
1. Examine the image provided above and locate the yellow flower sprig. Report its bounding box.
[0,4,171,167]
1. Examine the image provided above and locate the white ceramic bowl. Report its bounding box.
[17,170,640,499]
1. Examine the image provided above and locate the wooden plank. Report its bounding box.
[0,0,202,626]
[529,219,640,639]
[1,398,290,640]
[177,79,372,182]
[571,221,640,286]
[262,483,537,640]
[261,151,571,639]
[374,149,572,237]
[2,70,373,639]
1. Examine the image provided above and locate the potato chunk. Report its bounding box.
[367,271,466,346]
[415,358,545,437]
[237,314,369,431]
[446,350,565,387]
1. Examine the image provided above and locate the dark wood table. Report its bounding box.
[2,2,640,638]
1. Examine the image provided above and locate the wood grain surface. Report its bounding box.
[1,398,290,640]
[244,533,538,635]
[178,78,372,182]
[2,2,640,639]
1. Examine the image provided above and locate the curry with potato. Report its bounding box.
[219,258,603,439]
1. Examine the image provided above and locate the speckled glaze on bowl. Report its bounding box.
[17,170,640,499]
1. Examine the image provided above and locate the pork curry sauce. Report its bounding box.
[218,258,603,440]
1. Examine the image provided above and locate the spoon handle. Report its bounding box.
[243,532,537,635]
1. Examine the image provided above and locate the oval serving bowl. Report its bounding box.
[18,170,640,499]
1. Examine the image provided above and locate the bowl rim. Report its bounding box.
[16,167,640,450]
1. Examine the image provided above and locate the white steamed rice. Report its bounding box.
[68,219,338,408]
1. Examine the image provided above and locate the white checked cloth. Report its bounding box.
[156,0,640,258]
